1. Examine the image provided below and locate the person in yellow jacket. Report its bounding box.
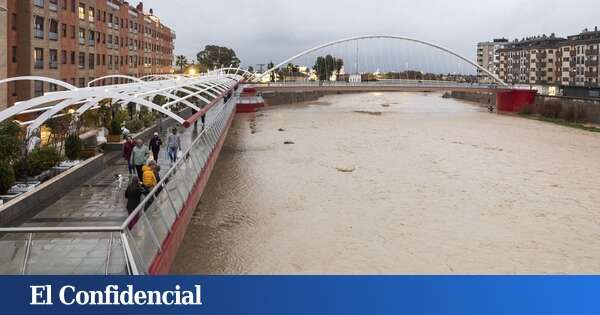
[142,160,158,189]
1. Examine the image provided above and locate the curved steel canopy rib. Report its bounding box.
[0,74,242,130]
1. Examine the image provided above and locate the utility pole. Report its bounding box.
[355,40,359,75]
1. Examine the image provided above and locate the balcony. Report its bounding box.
[585,49,599,55]
[88,40,95,46]
[34,60,44,69]
[585,71,598,77]
[49,61,58,69]
[49,1,58,11]
[79,37,85,45]
[49,32,58,41]
[585,60,599,67]
[33,0,44,7]
[34,29,44,39]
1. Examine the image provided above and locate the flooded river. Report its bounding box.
[172,92,600,274]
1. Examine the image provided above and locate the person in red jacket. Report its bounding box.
[122,136,135,175]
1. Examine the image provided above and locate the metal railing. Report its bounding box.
[258,80,500,89]
[0,94,238,275]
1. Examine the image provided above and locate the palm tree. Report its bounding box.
[175,55,188,73]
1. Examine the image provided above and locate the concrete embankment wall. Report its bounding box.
[261,91,329,106]
[451,91,496,106]
[451,91,600,123]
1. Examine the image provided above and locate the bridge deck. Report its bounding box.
[252,82,515,94]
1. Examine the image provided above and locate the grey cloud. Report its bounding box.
[142,0,600,68]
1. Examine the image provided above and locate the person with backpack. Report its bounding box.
[124,176,143,229]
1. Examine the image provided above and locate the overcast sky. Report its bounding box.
[142,0,600,69]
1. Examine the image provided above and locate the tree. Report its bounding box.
[175,55,188,73]
[0,120,23,163]
[313,54,344,81]
[196,45,240,70]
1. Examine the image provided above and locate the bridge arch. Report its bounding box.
[255,35,507,86]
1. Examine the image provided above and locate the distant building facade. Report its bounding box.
[483,27,600,97]
[476,38,507,83]
[4,0,175,109]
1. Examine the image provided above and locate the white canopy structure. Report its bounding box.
[0,72,243,134]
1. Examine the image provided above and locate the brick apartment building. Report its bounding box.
[480,28,600,97]
[2,0,175,110]
[476,38,507,83]
[0,0,7,108]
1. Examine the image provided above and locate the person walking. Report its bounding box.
[122,136,135,175]
[130,139,149,179]
[166,128,181,164]
[148,132,163,162]
[124,176,143,229]
[142,160,158,190]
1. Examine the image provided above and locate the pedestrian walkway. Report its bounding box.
[21,125,198,228]
[0,122,205,275]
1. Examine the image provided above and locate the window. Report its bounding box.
[89,53,95,69]
[71,0,75,12]
[34,48,44,69]
[88,7,95,22]
[49,0,58,11]
[78,78,85,88]
[61,50,67,64]
[34,0,44,8]
[88,30,95,46]
[70,25,75,38]
[78,28,85,45]
[34,81,44,97]
[49,49,58,69]
[70,51,75,64]
[34,16,44,39]
[78,52,85,69]
[49,19,58,40]
[78,3,85,20]
[11,46,16,63]
[61,23,67,37]
[11,14,16,30]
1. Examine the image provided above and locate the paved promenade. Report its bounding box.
[20,126,197,228]
[0,123,201,275]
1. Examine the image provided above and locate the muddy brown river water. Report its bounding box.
[172,92,600,274]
